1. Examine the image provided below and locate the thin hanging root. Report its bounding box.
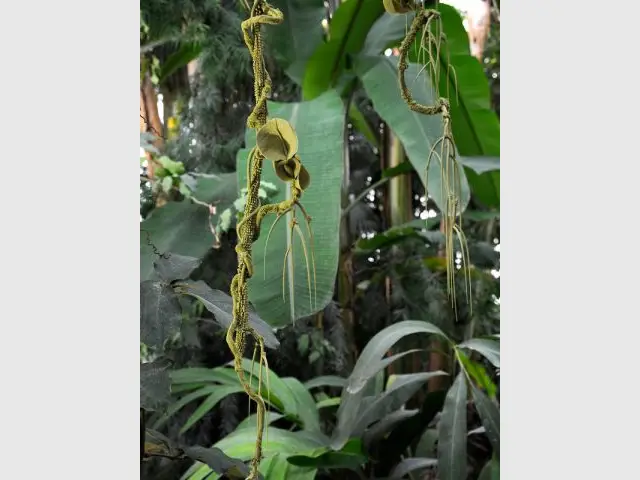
[452,224,473,314]
[263,212,287,280]
[294,201,317,309]
[282,241,292,302]
[293,221,313,311]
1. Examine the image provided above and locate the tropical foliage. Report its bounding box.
[140,0,500,479]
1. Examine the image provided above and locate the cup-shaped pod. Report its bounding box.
[382,0,414,14]
[274,155,311,190]
[256,118,298,162]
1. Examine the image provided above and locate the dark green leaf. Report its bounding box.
[362,408,419,448]
[345,321,449,395]
[470,383,500,458]
[302,0,385,99]
[458,338,500,368]
[376,390,446,468]
[180,384,244,434]
[478,456,500,480]
[184,428,324,480]
[153,253,201,282]
[173,280,279,349]
[361,12,409,55]
[170,366,240,386]
[348,101,380,148]
[238,91,346,326]
[333,320,448,449]
[157,43,202,85]
[140,173,237,281]
[355,218,439,253]
[140,280,182,352]
[153,385,221,430]
[282,377,321,433]
[262,453,317,480]
[287,438,365,471]
[140,359,172,411]
[417,5,500,207]
[347,372,446,442]
[381,161,414,179]
[437,372,468,480]
[267,0,326,83]
[455,351,497,399]
[237,411,284,431]
[183,445,256,480]
[390,457,438,479]
[304,375,347,390]
[356,55,471,214]
[458,156,500,175]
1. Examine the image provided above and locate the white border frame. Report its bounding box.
[2,0,639,478]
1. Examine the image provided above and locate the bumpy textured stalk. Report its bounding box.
[228,2,284,478]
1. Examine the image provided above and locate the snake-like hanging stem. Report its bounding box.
[228,1,315,478]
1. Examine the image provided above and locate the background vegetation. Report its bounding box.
[140,0,500,478]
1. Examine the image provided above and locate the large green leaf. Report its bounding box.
[288,438,366,471]
[140,280,182,352]
[361,12,410,55]
[361,7,500,207]
[281,377,321,433]
[470,383,500,458]
[140,173,237,281]
[261,453,317,480]
[332,321,450,449]
[180,385,246,434]
[237,91,345,326]
[183,427,324,480]
[140,359,172,411]
[267,0,327,83]
[173,280,280,349]
[412,5,500,207]
[458,338,500,369]
[302,0,385,99]
[182,445,257,480]
[390,457,438,479]
[334,371,446,448]
[437,372,468,480]
[355,55,471,214]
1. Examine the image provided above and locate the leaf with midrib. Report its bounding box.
[237,91,345,326]
[173,280,279,349]
[182,427,324,480]
[437,372,468,480]
[458,338,500,368]
[470,383,500,458]
[390,457,438,479]
[140,280,182,352]
[355,55,471,214]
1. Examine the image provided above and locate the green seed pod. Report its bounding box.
[383,0,413,14]
[256,118,298,162]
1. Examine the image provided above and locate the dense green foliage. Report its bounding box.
[140,1,500,479]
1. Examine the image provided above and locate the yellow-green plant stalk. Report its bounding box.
[228,1,317,477]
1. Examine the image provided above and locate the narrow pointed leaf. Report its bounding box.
[458,338,500,368]
[437,372,468,480]
[470,383,500,458]
[174,280,279,349]
[355,55,471,214]
[390,457,438,479]
[180,385,244,434]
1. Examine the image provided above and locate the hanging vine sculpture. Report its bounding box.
[227,0,315,477]
[384,0,472,312]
